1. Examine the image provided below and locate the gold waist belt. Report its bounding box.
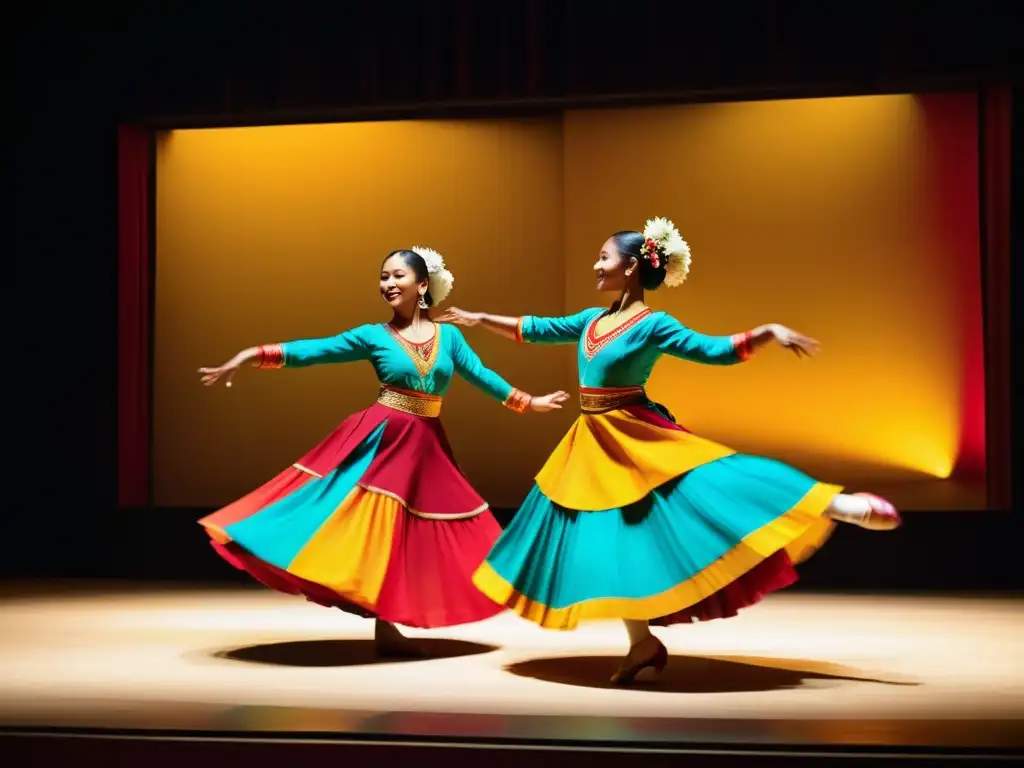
[377,386,443,418]
[579,386,648,414]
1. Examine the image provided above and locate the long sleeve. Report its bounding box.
[648,313,753,366]
[270,325,373,368]
[517,308,602,344]
[450,327,530,412]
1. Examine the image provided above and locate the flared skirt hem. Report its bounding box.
[211,506,506,630]
[473,477,839,631]
[198,404,505,629]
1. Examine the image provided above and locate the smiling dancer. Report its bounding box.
[437,218,901,684]
[197,246,568,657]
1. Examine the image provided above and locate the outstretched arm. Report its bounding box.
[449,328,568,413]
[650,315,819,365]
[437,307,600,345]
[436,309,522,341]
[199,326,372,387]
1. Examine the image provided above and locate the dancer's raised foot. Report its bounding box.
[849,492,902,530]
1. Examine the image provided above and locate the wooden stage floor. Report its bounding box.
[0,581,1020,753]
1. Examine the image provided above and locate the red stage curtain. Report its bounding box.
[980,85,1012,510]
[118,126,151,508]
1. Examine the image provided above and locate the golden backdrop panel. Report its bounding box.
[154,118,567,508]
[562,94,983,509]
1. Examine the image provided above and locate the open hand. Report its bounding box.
[529,391,570,412]
[198,357,244,387]
[771,325,820,358]
[435,307,482,326]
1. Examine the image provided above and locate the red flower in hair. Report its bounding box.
[643,238,661,269]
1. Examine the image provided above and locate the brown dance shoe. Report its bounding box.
[610,635,668,686]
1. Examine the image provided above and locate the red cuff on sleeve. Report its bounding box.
[731,331,754,361]
[255,344,285,369]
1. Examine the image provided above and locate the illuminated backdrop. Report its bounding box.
[154,93,985,511]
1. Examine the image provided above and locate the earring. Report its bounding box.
[418,296,428,309]
[625,269,633,277]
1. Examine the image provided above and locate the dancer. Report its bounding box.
[437,218,901,684]
[197,246,568,657]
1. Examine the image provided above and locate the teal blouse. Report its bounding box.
[278,323,516,403]
[519,308,749,389]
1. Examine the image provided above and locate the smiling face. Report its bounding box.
[380,253,429,311]
[593,237,636,293]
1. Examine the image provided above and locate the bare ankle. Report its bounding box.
[623,618,653,646]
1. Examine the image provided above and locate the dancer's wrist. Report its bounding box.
[504,388,532,414]
[250,345,284,369]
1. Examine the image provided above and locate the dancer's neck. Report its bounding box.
[610,289,646,318]
[390,306,431,330]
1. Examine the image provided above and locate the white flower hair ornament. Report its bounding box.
[640,217,691,288]
[410,245,455,306]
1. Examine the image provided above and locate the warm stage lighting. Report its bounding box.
[564,92,982,504]
[154,92,984,511]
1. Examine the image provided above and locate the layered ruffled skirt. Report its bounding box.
[473,393,840,630]
[199,389,504,629]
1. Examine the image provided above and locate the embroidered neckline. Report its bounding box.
[583,308,652,360]
[385,322,441,377]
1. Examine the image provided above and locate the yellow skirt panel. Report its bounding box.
[286,488,400,606]
[535,409,735,511]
